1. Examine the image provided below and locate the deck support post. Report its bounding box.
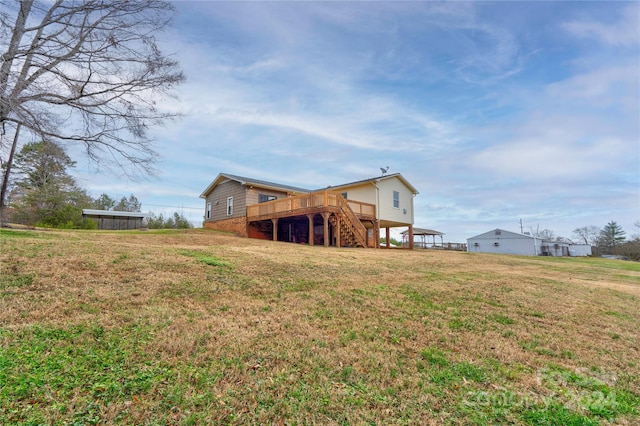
[271,218,278,241]
[385,227,390,249]
[322,212,330,247]
[307,214,314,246]
[408,224,414,249]
[335,215,341,248]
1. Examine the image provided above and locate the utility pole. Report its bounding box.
[519,218,524,234]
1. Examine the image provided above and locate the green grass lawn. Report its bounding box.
[1,228,639,425]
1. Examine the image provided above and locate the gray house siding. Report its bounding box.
[204,180,291,223]
[246,187,287,206]
[204,180,247,222]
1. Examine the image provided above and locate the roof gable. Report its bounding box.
[326,173,419,194]
[468,228,538,240]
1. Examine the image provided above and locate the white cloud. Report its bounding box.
[545,64,639,113]
[64,2,639,242]
[562,4,640,47]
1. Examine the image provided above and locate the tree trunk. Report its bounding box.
[0,0,33,123]
[0,123,21,223]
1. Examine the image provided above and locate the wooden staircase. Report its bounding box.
[329,195,368,248]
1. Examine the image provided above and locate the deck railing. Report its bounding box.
[246,190,375,221]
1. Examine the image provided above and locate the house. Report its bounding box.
[200,172,419,248]
[467,228,593,257]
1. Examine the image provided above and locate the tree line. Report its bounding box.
[572,222,639,260]
[2,140,191,229]
[529,222,640,260]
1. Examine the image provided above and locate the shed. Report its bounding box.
[82,209,149,230]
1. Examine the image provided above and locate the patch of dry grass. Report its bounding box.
[1,228,639,424]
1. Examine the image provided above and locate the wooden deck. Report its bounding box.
[246,190,377,248]
[246,190,375,222]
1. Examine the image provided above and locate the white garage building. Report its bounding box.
[467,228,592,257]
[467,229,543,256]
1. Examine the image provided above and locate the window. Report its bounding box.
[206,202,211,219]
[226,197,233,216]
[341,192,348,199]
[258,194,277,203]
[393,191,399,209]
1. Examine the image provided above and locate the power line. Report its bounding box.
[144,204,202,210]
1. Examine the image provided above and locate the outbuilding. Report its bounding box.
[467,228,593,257]
[82,209,149,230]
[467,228,543,256]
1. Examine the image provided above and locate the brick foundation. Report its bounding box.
[204,217,248,237]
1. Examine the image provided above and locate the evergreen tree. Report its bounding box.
[146,211,192,229]
[173,212,192,229]
[599,221,626,254]
[11,141,91,227]
[114,194,142,212]
[93,193,116,211]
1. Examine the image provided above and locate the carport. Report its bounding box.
[402,227,444,248]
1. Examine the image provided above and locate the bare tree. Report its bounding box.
[572,226,601,245]
[0,0,184,217]
[529,224,555,240]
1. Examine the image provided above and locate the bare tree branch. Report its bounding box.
[0,0,184,200]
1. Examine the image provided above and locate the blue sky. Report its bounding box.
[73,1,639,243]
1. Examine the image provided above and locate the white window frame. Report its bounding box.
[206,202,211,219]
[393,191,400,209]
[226,197,233,216]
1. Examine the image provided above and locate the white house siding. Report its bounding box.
[467,229,542,256]
[333,175,414,226]
[339,183,377,206]
[376,177,414,225]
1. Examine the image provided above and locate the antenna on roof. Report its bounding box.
[380,166,389,175]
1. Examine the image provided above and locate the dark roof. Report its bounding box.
[401,228,444,236]
[200,173,311,198]
[82,209,149,218]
